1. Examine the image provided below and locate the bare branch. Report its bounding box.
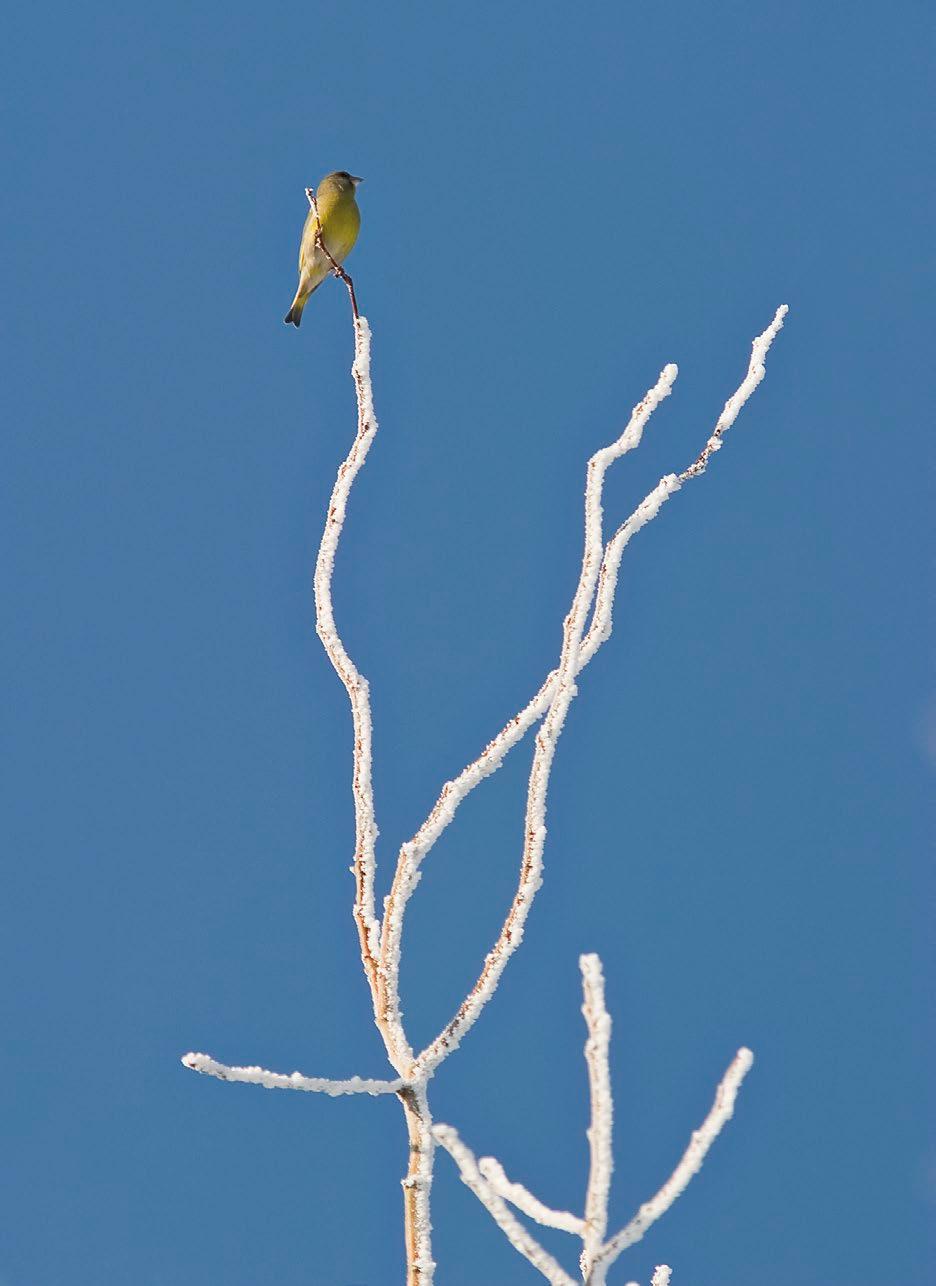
[180,1051,405,1097]
[184,288,784,1284]
[399,1083,437,1280]
[432,964,753,1284]
[383,306,788,1073]
[478,1156,585,1235]
[580,954,613,1276]
[411,367,679,1075]
[678,304,788,483]
[595,1048,755,1271]
[433,1125,578,1286]
[311,314,391,1029]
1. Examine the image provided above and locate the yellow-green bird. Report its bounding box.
[284,171,362,327]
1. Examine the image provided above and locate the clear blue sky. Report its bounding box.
[3,2,933,1283]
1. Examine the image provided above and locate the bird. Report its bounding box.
[284,171,362,327]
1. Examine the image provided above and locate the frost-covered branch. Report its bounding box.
[180,1051,404,1096]
[312,315,384,1010]
[581,954,613,1276]
[384,307,789,979]
[183,260,785,1285]
[478,1156,585,1235]
[678,304,788,483]
[433,1124,578,1286]
[410,306,787,1075]
[409,367,678,1075]
[434,957,753,1284]
[594,1046,754,1273]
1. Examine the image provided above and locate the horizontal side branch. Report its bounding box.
[180,1051,405,1097]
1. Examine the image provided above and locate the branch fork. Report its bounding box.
[433,956,754,1286]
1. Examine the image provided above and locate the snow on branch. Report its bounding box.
[478,1156,585,1235]
[180,1051,405,1097]
[312,314,381,980]
[182,272,785,1284]
[678,304,788,483]
[434,957,753,1284]
[391,308,788,954]
[408,307,787,1076]
[409,366,679,1075]
[432,1124,578,1286]
[594,1046,754,1273]
[581,954,614,1276]
[622,1271,673,1286]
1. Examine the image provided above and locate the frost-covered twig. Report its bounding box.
[409,367,678,1075]
[409,307,788,893]
[478,1156,585,1234]
[411,307,787,1075]
[621,1271,672,1286]
[435,958,753,1284]
[310,314,386,1012]
[183,272,785,1285]
[581,954,613,1276]
[180,1051,404,1096]
[677,304,788,483]
[433,1124,578,1286]
[594,1046,754,1273]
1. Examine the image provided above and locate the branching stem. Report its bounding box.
[182,203,788,1283]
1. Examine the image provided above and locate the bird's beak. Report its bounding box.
[350,175,363,187]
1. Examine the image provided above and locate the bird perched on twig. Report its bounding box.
[284,171,362,327]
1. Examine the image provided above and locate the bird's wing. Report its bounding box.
[298,208,323,272]
[297,210,330,295]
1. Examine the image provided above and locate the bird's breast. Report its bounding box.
[319,199,361,264]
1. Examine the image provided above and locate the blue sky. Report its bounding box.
[2,2,933,1283]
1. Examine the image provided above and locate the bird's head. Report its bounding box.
[321,171,363,197]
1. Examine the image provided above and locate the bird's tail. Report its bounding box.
[284,290,306,327]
